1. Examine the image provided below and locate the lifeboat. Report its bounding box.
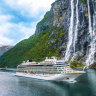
[31,71,35,72]
[28,70,31,73]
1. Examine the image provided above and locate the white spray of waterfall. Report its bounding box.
[64,0,74,61]
[87,0,93,38]
[73,0,79,53]
[86,0,96,66]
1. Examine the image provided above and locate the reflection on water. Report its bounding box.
[0,69,96,96]
[87,70,96,96]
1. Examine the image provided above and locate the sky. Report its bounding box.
[0,0,55,45]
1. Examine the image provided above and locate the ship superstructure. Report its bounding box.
[16,57,85,81]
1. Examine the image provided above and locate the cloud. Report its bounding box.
[18,23,36,39]
[4,0,55,17]
[0,15,14,45]
[10,22,37,43]
[0,20,37,45]
[0,35,14,45]
[0,0,55,45]
[0,14,14,24]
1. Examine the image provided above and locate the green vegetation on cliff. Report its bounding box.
[0,26,65,67]
[70,61,85,68]
[38,11,50,25]
[80,0,86,3]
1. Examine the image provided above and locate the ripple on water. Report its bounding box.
[0,69,96,96]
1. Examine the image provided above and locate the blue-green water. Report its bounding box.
[0,69,96,96]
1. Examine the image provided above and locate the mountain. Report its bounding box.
[0,45,13,56]
[0,0,96,68]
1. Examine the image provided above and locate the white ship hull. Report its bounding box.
[16,72,82,82]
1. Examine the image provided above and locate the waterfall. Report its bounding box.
[64,0,95,64]
[64,0,74,61]
[73,0,79,53]
[86,0,96,66]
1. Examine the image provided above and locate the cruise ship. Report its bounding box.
[16,57,85,81]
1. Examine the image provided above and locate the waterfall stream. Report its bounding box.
[64,0,74,61]
[86,0,96,66]
[73,0,79,53]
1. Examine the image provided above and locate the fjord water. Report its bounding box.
[0,70,96,96]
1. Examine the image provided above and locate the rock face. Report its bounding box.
[0,45,12,56]
[1,0,96,67]
[36,0,96,65]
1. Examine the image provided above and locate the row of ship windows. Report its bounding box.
[17,68,72,71]
[18,67,58,69]
[17,70,61,73]
[18,67,71,71]
[17,68,65,72]
[17,69,59,72]
[18,71,60,74]
[17,68,73,71]
[17,68,72,72]
[18,66,65,68]
[17,70,72,73]
[34,68,58,70]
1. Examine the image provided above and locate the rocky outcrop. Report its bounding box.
[89,62,96,69]
[35,0,96,65]
[0,45,12,56]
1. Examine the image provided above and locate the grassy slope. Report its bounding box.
[70,61,85,68]
[1,26,65,67]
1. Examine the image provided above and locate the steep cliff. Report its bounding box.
[1,0,96,67]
